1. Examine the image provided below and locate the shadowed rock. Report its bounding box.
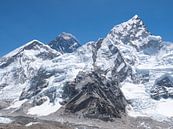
[62,70,127,121]
[150,74,173,100]
[48,32,81,53]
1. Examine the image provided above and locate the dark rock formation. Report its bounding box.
[48,32,81,53]
[150,74,173,100]
[62,70,127,121]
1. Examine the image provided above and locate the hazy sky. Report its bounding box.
[0,0,173,56]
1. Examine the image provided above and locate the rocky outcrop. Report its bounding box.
[150,74,173,100]
[62,70,127,121]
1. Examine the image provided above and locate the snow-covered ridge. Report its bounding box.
[0,39,61,100]
[107,15,163,53]
[3,40,60,58]
[0,15,173,121]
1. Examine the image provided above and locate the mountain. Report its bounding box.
[48,32,81,53]
[107,15,173,120]
[0,15,173,127]
[0,34,130,119]
[62,70,127,121]
[0,40,61,100]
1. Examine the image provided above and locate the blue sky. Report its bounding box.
[0,0,173,56]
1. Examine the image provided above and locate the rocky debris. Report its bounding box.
[0,116,72,129]
[0,115,173,129]
[48,32,81,53]
[62,70,127,121]
[150,74,173,100]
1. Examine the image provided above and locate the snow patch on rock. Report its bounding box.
[28,97,62,116]
[0,117,12,124]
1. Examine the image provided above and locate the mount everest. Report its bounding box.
[0,15,173,124]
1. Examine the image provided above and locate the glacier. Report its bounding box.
[0,15,173,122]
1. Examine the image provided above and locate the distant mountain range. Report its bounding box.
[0,15,173,124]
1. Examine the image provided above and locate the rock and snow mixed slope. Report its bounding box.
[48,32,81,53]
[0,40,61,100]
[107,15,173,120]
[0,35,129,119]
[0,15,173,122]
[62,70,127,121]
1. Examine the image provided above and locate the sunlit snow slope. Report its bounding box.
[106,15,173,120]
[0,15,173,121]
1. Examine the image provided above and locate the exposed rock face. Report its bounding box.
[48,32,81,53]
[150,74,173,100]
[19,67,53,100]
[95,38,131,82]
[155,74,173,87]
[62,70,127,121]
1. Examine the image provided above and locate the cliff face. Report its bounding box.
[62,70,127,121]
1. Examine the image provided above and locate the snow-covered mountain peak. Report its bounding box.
[48,32,81,53]
[105,15,163,56]
[0,39,61,100]
[24,39,43,45]
[112,15,147,33]
[59,32,77,40]
[130,14,142,23]
[3,40,60,58]
[1,15,173,124]
[132,14,139,19]
[107,15,149,46]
